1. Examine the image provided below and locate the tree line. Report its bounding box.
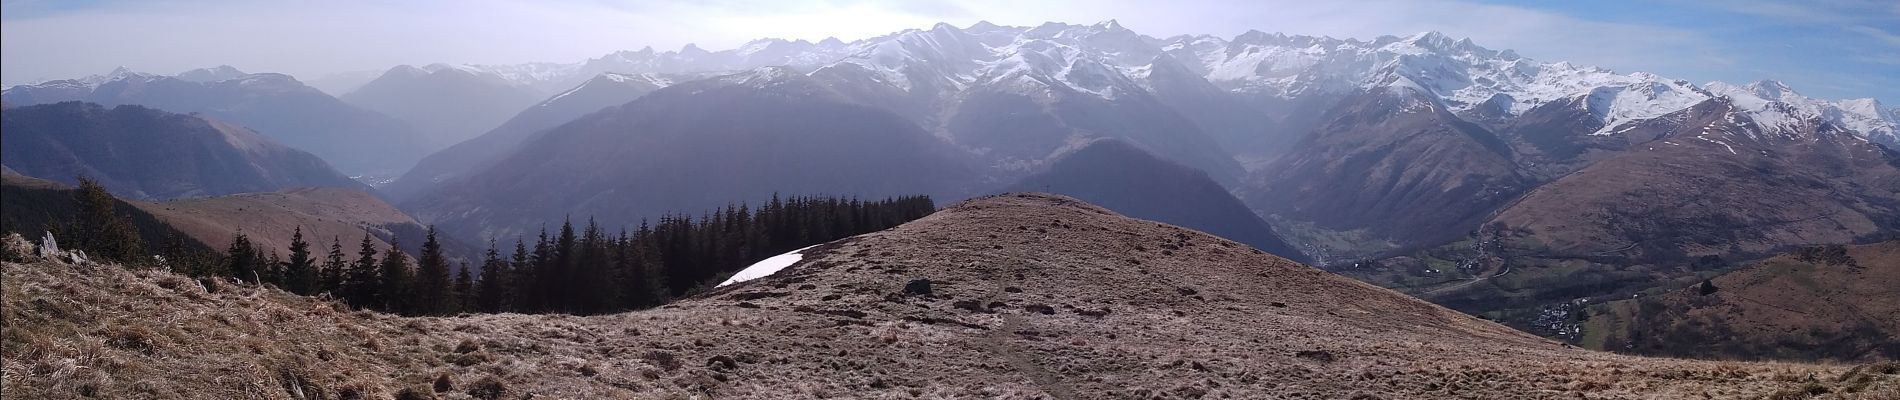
[11,180,934,316]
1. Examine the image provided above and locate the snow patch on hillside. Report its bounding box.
[717,245,820,288]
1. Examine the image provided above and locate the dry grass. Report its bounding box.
[4,194,1897,399]
[134,187,418,257]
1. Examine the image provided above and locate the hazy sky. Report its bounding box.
[3,0,1896,103]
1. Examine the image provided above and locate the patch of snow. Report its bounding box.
[717,245,820,287]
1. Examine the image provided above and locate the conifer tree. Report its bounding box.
[264,250,284,286]
[508,237,529,312]
[284,227,317,295]
[321,237,347,295]
[343,234,381,309]
[477,241,508,313]
[413,227,452,316]
[157,230,189,274]
[72,177,145,264]
[378,240,412,314]
[524,228,552,312]
[454,262,474,314]
[226,232,259,282]
[552,220,578,312]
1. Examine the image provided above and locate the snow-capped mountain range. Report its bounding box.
[8,20,1896,152]
[393,21,1897,149]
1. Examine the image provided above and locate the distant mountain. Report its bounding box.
[383,72,672,201]
[1340,97,1900,339]
[405,68,981,240]
[1,68,431,176]
[174,65,248,83]
[412,38,855,94]
[1002,139,1306,262]
[1244,85,1531,256]
[1,102,366,200]
[340,65,546,148]
[303,69,384,97]
[378,22,1898,258]
[383,22,1900,188]
[1487,98,1900,265]
[1581,240,1900,362]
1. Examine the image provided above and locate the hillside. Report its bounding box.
[1,102,367,200]
[133,187,459,260]
[0,171,214,256]
[1002,139,1306,262]
[5,194,1895,398]
[1581,240,1900,362]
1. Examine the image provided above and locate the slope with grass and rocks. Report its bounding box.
[4,194,1896,399]
[1580,240,1900,362]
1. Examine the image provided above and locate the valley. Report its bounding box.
[3,11,1897,398]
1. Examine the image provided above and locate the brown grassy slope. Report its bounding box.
[1582,241,1900,362]
[4,193,1898,399]
[132,187,418,256]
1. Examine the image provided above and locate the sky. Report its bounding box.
[3,0,1896,104]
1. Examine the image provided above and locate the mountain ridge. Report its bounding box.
[0,102,368,200]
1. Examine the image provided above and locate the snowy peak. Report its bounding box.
[717,66,804,87]
[176,65,248,83]
[1744,79,1798,100]
[1697,80,1897,145]
[594,72,671,87]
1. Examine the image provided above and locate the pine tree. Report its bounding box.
[264,250,285,286]
[627,221,668,308]
[226,232,259,282]
[524,228,552,312]
[477,241,508,313]
[157,230,190,274]
[412,227,452,316]
[284,227,317,295]
[554,220,578,313]
[378,240,412,314]
[453,262,474,315]
[343,234,381,309]
[72,177,145,264]
[321,237,347,295]
[508,237,529,312]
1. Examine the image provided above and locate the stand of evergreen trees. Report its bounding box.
[1,177,218,269]
[5,176,936,316]
[212,194,935,316]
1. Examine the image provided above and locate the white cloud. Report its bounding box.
[1846,25,1900,46]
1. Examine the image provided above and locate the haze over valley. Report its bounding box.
[4,1,1898,398]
